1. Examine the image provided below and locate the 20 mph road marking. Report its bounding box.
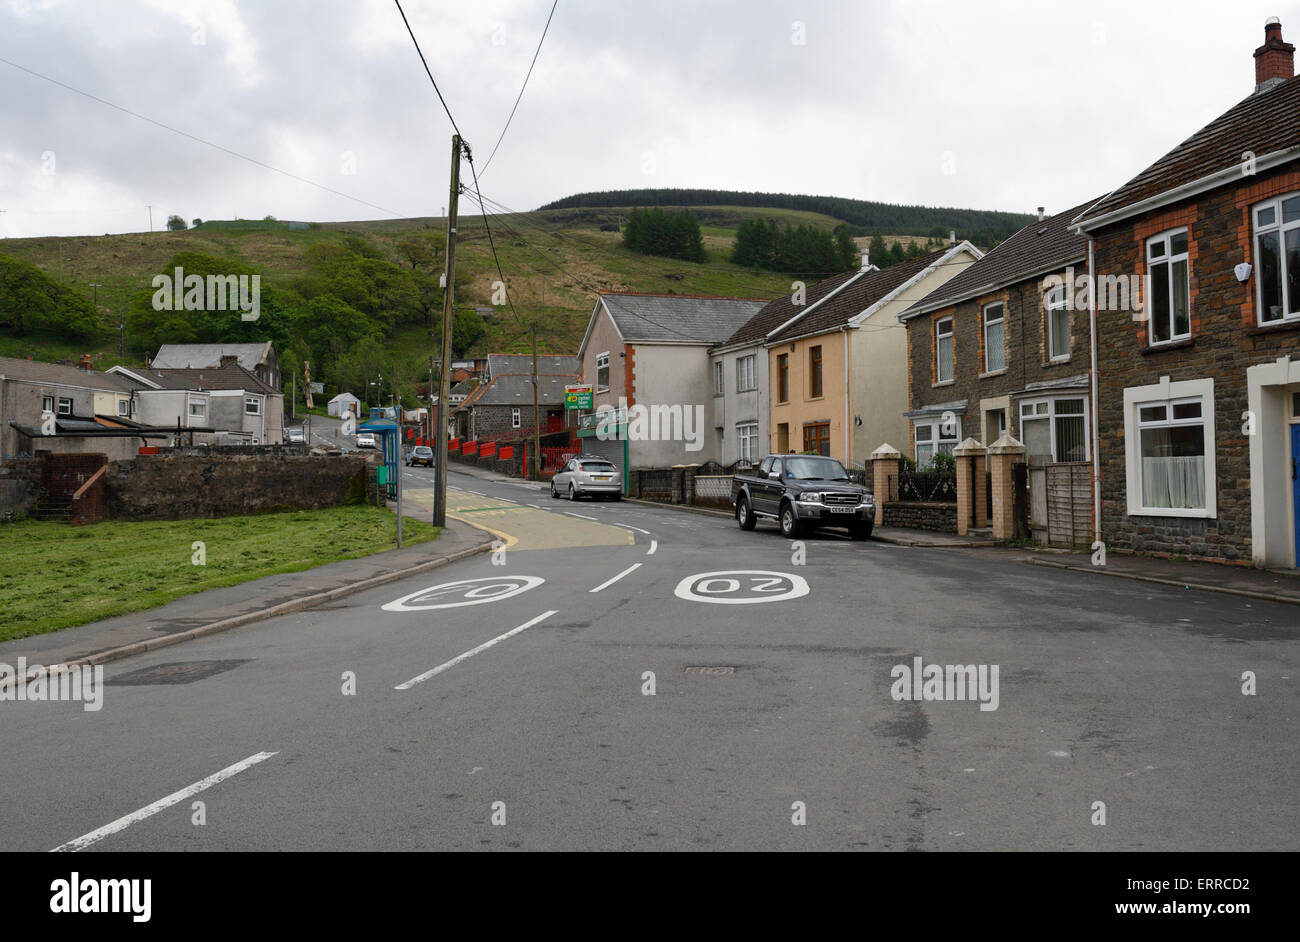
[589,563,642,593]
[394,611,558,690]
[51,751,278,852]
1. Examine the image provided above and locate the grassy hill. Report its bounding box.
[0,194,1023,391]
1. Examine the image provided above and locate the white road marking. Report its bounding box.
[395,611,557,690]
[589,563,642,593]
[612,523,651,535]
[647,540,658,555]
[527,503,542,508]
[465,490,486,497]
[383,576,544,612]
[51,751,278,852]
[565,512,598,521]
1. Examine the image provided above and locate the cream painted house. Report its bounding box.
[761,242,982,465]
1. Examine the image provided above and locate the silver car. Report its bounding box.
[550,456,622,501]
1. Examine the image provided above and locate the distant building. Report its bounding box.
[0,355,136,457]
[152,342,280,390]
[328,392,361,418]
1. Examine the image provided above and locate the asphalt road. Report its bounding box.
[2,466,1297,851]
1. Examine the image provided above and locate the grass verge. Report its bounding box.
[0,505,438,642]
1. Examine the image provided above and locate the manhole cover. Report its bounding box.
[107,660,253,685]
[683,666,735,675]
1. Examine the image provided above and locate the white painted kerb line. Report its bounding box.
[589,563,642,593]
[51,751,278,852]
[395,610,557,690]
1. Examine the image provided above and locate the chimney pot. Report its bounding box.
[949,230,956,245]
[79,353,92,371]
[860,248,871,270]
[1255,17,1294,92]
[1037,206,1046,222]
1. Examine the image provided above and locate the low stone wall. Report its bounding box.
[106,453,378,521]
[882,500,957,533]
[156,444,310,457]
[0,458,42,518]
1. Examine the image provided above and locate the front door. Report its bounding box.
[1292,425,1300,564]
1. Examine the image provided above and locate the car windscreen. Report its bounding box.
[579,462,616,472]
[784,457,850,480]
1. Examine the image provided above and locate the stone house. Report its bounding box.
[452,354,578,444]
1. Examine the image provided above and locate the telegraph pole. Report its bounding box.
[433,134,462,528]
[531,324,541,480]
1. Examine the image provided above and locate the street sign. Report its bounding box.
[565,384,594,410]
[309,382,324,394]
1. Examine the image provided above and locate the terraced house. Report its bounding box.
[1073,18,1300,568]
[899,203,1100,545]
[764,241,981,466]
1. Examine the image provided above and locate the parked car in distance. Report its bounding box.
[732,454,874,539]
[355,432,377,450]
[284,425,306,444]
[407,445,434,467]
[551,455,622,500]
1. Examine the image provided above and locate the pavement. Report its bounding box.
[2,460,1296,852]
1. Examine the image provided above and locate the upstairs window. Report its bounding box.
[776,354,789,403]
[982,303,1005,373]
[809,345,823,398]
[57,397,73,415]
[1146,229,1191,344]
[935,317,954,382]
[736,354,757,392]
[1046,286,1071,361]
[42,395,54,413]
[596,352,610,390]
[245,396,261,415]
[1254,193,1300,324]
[713,361,724,395]
[511,408,521,428]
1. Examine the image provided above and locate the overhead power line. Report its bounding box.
[392,0,462,138]
[0,55,404,219]
[479,0,559,177]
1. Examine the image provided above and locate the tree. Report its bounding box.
[868,232,887,267]
[166,215,187,231]
[191,218,203,228]
[452,308,485,357]
[622,207,705,263]
[0,253,98,337]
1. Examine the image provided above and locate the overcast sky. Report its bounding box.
[0,0,1293,239]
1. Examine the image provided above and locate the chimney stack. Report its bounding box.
[1255,17,1294,92]
[1037,206,1046,222]
[949,230,956,246]
[79,353,92,372]
[860,247,871,270]
[219,354,239,367]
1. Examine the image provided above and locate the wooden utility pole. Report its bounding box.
[433,134,462,527]
[531,324,541,480]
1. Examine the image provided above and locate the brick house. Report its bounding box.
[1072,18,1300,567]
[899,203,1098,466]
[452,354,578,445]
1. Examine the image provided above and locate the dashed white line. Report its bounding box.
[394,611,557,690]
[647,540,658,555]
[589,563,642,593]
[50,751,278,852]
[527,503,542,508]
[564,512,598,521]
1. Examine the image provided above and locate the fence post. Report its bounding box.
[952,438,987,536]
[683,463,700,505]
[869,443,901,527]
[987,433,1026,541]
[671,464,685,504]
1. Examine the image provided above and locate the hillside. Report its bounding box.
[0,197,1009,405]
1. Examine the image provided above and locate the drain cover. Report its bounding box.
[107,660,253,685]
[683,666,735,675]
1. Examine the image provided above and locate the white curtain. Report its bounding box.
[1141,456,1205,509]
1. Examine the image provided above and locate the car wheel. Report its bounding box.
[569,483,578,501]
[550,482,559,499]
[779,502,802,538]
[736,496,756,531]
[850,523,873,541]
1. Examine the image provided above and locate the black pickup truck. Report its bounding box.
[732,454,875,539]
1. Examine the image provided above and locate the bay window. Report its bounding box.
[1018,397,1088,462]
[1254,193,1300,323]
[1146,229,1191,344]
[913,417,960,465]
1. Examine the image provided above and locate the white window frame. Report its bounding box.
[1018,396,1090,462]
[117,398,130,417]
[188,397,206,419]
[511,407,521,429]
[1253,192,1300,324]
[713,361,724,396]
[982,302,1005,373]
[244,396,262,415]
[912,415,960,465]
[596,351,610,391]
[1046,287,1071,361]
[41,395,54,413]
[1145,228,1191,345]
[736,354,757,392]
[736,422,759,462]
[935,317,954,383]
[56,396,73,416]
[1122,376,1216,518]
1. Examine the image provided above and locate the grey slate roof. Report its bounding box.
[0,356,134,391]
[600,293,768,345]
[899,202,1097,320]
[487,354,579,378]
[152,343,273,371]
[153,364,279,394]
[471,372,576,407]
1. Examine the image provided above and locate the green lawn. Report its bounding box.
[0,506,439,642]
